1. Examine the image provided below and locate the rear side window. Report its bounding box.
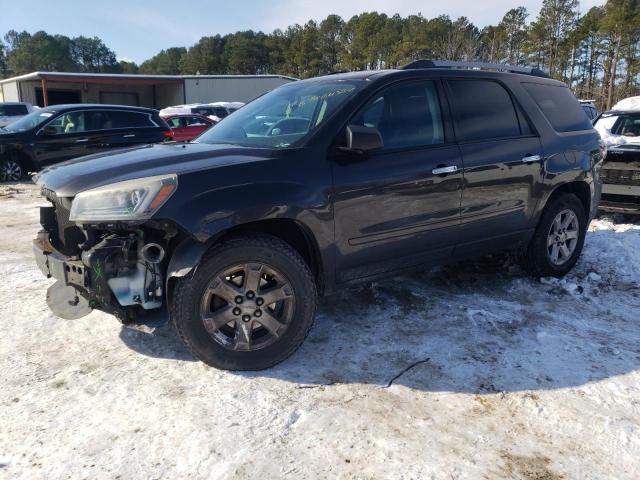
[108,111,155,128]
[523,83,592,132]
[86,110,156,130]
[447,80,522,141]
[212,107,228,118]
[0,105,28,116]
[185,116,209,126]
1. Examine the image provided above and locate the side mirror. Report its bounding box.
[339,125,384,155]
[40,125,58,136]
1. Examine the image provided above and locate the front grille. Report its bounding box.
[41,187,85,256]
[606,147,640,163]
[600,168,640,186]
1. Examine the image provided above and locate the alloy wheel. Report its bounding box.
[547,209,579,266]
[0,159,23,182]
[200,262,295,351]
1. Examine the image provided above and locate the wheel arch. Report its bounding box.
[545,181,592,218]
[215,218,323,286]
[165,217,325,309]
[0,148,36,172]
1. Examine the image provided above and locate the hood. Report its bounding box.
[35,142,275,197]
[0,117,21,128]
[0,128,28,141]
[601,133,640,148]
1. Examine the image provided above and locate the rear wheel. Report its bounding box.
[171,235,317,370]
[0,155,25,181]
[524,193,587,277]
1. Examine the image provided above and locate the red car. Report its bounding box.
[162,114,215,142]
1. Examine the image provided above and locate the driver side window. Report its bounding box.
[351,80,444,150]
[166,117,183,128]
[46,111,87,135]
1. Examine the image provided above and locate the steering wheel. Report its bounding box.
[265,118,309,137]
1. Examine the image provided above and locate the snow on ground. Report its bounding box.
[1,182,639,479]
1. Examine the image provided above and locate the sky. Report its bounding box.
[1,0,605,64]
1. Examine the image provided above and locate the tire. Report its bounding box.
[0,155,25,182]
[171,235,317,370]
[524,192,587,278]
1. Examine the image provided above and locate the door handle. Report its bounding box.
[123,134,136,138]
[522,154,543,163]
[432,165,459,175]
[75,138,89,143]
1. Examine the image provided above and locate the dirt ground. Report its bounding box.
[1,182,639,479]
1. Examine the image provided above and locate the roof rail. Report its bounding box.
[401,60,549,78]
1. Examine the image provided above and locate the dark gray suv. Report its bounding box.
[32,61,602,370]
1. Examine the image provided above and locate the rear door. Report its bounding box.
[331,79,464,283]
[85,110,164,153]
[445,78,544,254]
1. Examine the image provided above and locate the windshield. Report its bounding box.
[4,108,57,132]
[196,80,363,148]
[595,112,640,145]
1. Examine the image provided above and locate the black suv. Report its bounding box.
[32,61,602,370]
[0,104,171,181]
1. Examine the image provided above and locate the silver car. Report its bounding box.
[0,102,35,128]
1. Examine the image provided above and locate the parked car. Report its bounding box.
[593,103,640,213]
[163,114,215,142]
[160,102,244,122]
[33,60,601,370]
[0,102,35,127]
[579,99,598,120]
[0,104,172,181]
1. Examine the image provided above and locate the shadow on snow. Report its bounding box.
[116,221,640,393]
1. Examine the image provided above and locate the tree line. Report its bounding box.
[1,0,638,110]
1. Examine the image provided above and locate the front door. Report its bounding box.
[33,111,91,166]
[445,79,544,253]
[331,79,463,283]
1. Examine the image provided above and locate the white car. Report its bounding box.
[594,96,640,147]
[0,102,36,127]
[593,96,640,214]
[160,102,244,123]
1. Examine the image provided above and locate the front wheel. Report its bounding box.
[524,192,587,277]
[0,155,25,182]
[171,235,317,370]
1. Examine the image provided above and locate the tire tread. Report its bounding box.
[170,234,317,370]
[524,192,587,278]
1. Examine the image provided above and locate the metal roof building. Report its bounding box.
[0,72,296,108]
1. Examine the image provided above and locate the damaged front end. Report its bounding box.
[33,175,178,322]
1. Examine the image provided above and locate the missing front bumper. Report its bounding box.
[34,228,166,322]
[33,234,87,288]
[33,234,93,319]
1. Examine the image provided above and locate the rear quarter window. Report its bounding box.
[523,83,592,132]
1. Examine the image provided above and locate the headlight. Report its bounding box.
[69,174,177,222]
